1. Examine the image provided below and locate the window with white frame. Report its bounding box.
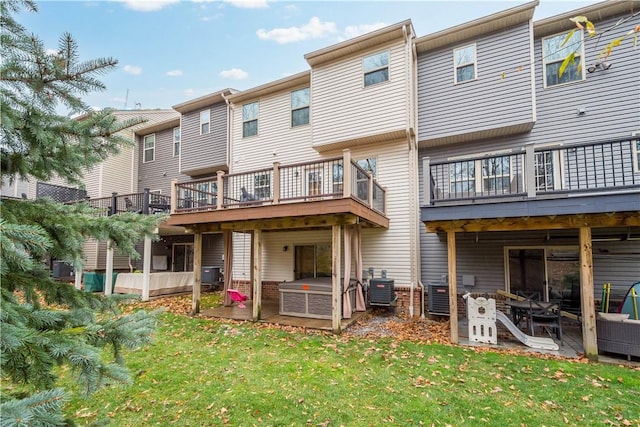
[200,110,210,134]
[454,44,476,83]
[363,51,389,87]
[535,151,555,191]
[633,140,640,173]
[254,173,270,199]
[243,101,259,137]
[449,161,475,194]
[542,30,584,87]
[332,163,344,193]
[355,158,376,200]
[143,134,155,163]
[173,127,180,157]
[291,88,310,127]
[481,157,511,192]
[306,170,323,196]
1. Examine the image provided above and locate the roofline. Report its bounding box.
[172,88,237,113]
[414,0,539,53]
[134,117,181,136]
[226,70,311,104]
[534,0,640,37]
[305,19,414,67]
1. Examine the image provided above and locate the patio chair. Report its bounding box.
[527,300,563,345]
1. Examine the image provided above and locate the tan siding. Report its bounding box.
[230,86,314,173]
[311,41,410,147]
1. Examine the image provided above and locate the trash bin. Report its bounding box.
[84,272,103,292]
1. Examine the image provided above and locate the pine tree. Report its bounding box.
[1,1,161,424]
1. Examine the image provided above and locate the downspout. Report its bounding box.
[412,35,425,318]
[221,91,232,172]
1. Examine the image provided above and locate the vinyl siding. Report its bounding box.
[530,15,640,145]
[420,229,640,300]
[180,102,228,174]
[311,40,411,147]
[417,22,534,143]
[230,85,313,172]
[137,127,188,196]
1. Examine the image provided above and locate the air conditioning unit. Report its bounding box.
[428,282,449,315]
[369,279,396,306]
[52,261,73,278]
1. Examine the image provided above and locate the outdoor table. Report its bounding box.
[505,300,554,329]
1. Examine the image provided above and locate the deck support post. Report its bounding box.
[252,229,262,321]
[192,232,202,314]
[105,240,114,296]
[142,233,153,302]
[447,230,458,344]
[216,171,225,210]
[342,150,352,199]
[579,226,598,361]
[332,224,342,333]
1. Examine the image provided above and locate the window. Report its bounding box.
[454,44,476,83]
[306,170,323,196]
[332,163,344,193]
[254,173,270,199]
[450,161,475,194]
[291,88,310,127]
[173,127,180,157]
[634,140,640,173]
[481,157,510,192]
[196,182,217,207]
[363,51,389,87]
[355,158,377,200]
[242,102,259,137]
[143,134,155,163]
[543,30,584,87]
[200,110,210,134]
[535,151,555,191]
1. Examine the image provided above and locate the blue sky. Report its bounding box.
[21,0,598,110]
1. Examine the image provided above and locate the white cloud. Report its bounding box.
[343,22,388,40]
[223,0,268,8]
[257,17,337,44]
[116,0,180,12]
[123,65,143,75]
[166,70,183,77]
[219,68,248,80]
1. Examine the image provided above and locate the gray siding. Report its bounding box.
[420,228,640,299]
[138,127,188,196]
[530,14,640,145]
[180,102,228,175]
[417,22,534,143]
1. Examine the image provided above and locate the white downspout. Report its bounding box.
[222,92,232,172]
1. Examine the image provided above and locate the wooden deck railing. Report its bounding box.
[424,137,640,204]
[172,150,387,215]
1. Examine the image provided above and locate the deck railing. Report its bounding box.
[424,138,640,204]
[172,150,386,215]
[75,189,170,216]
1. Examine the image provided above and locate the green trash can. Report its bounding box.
[84,272,103,292]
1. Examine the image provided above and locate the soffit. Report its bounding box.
[226,71,311,104]
[534,0,640,37]
[305,20,413,67]
[414,1,538,53]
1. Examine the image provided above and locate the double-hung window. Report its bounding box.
[243,101,259,137]
[481,157,511,192]
[291,88,310,127]
[143,134,155,163]
[542,30,584,87]
[200,110,210,134]
[254,173,270,199]
[363,51,389,87]
[173,127,180,157]
[355,158,377,200]
[633,140,640,173]
[454,44,476,83]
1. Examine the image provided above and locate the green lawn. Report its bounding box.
[61,309,639,426]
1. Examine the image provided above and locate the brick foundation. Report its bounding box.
[394,285,423,318]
